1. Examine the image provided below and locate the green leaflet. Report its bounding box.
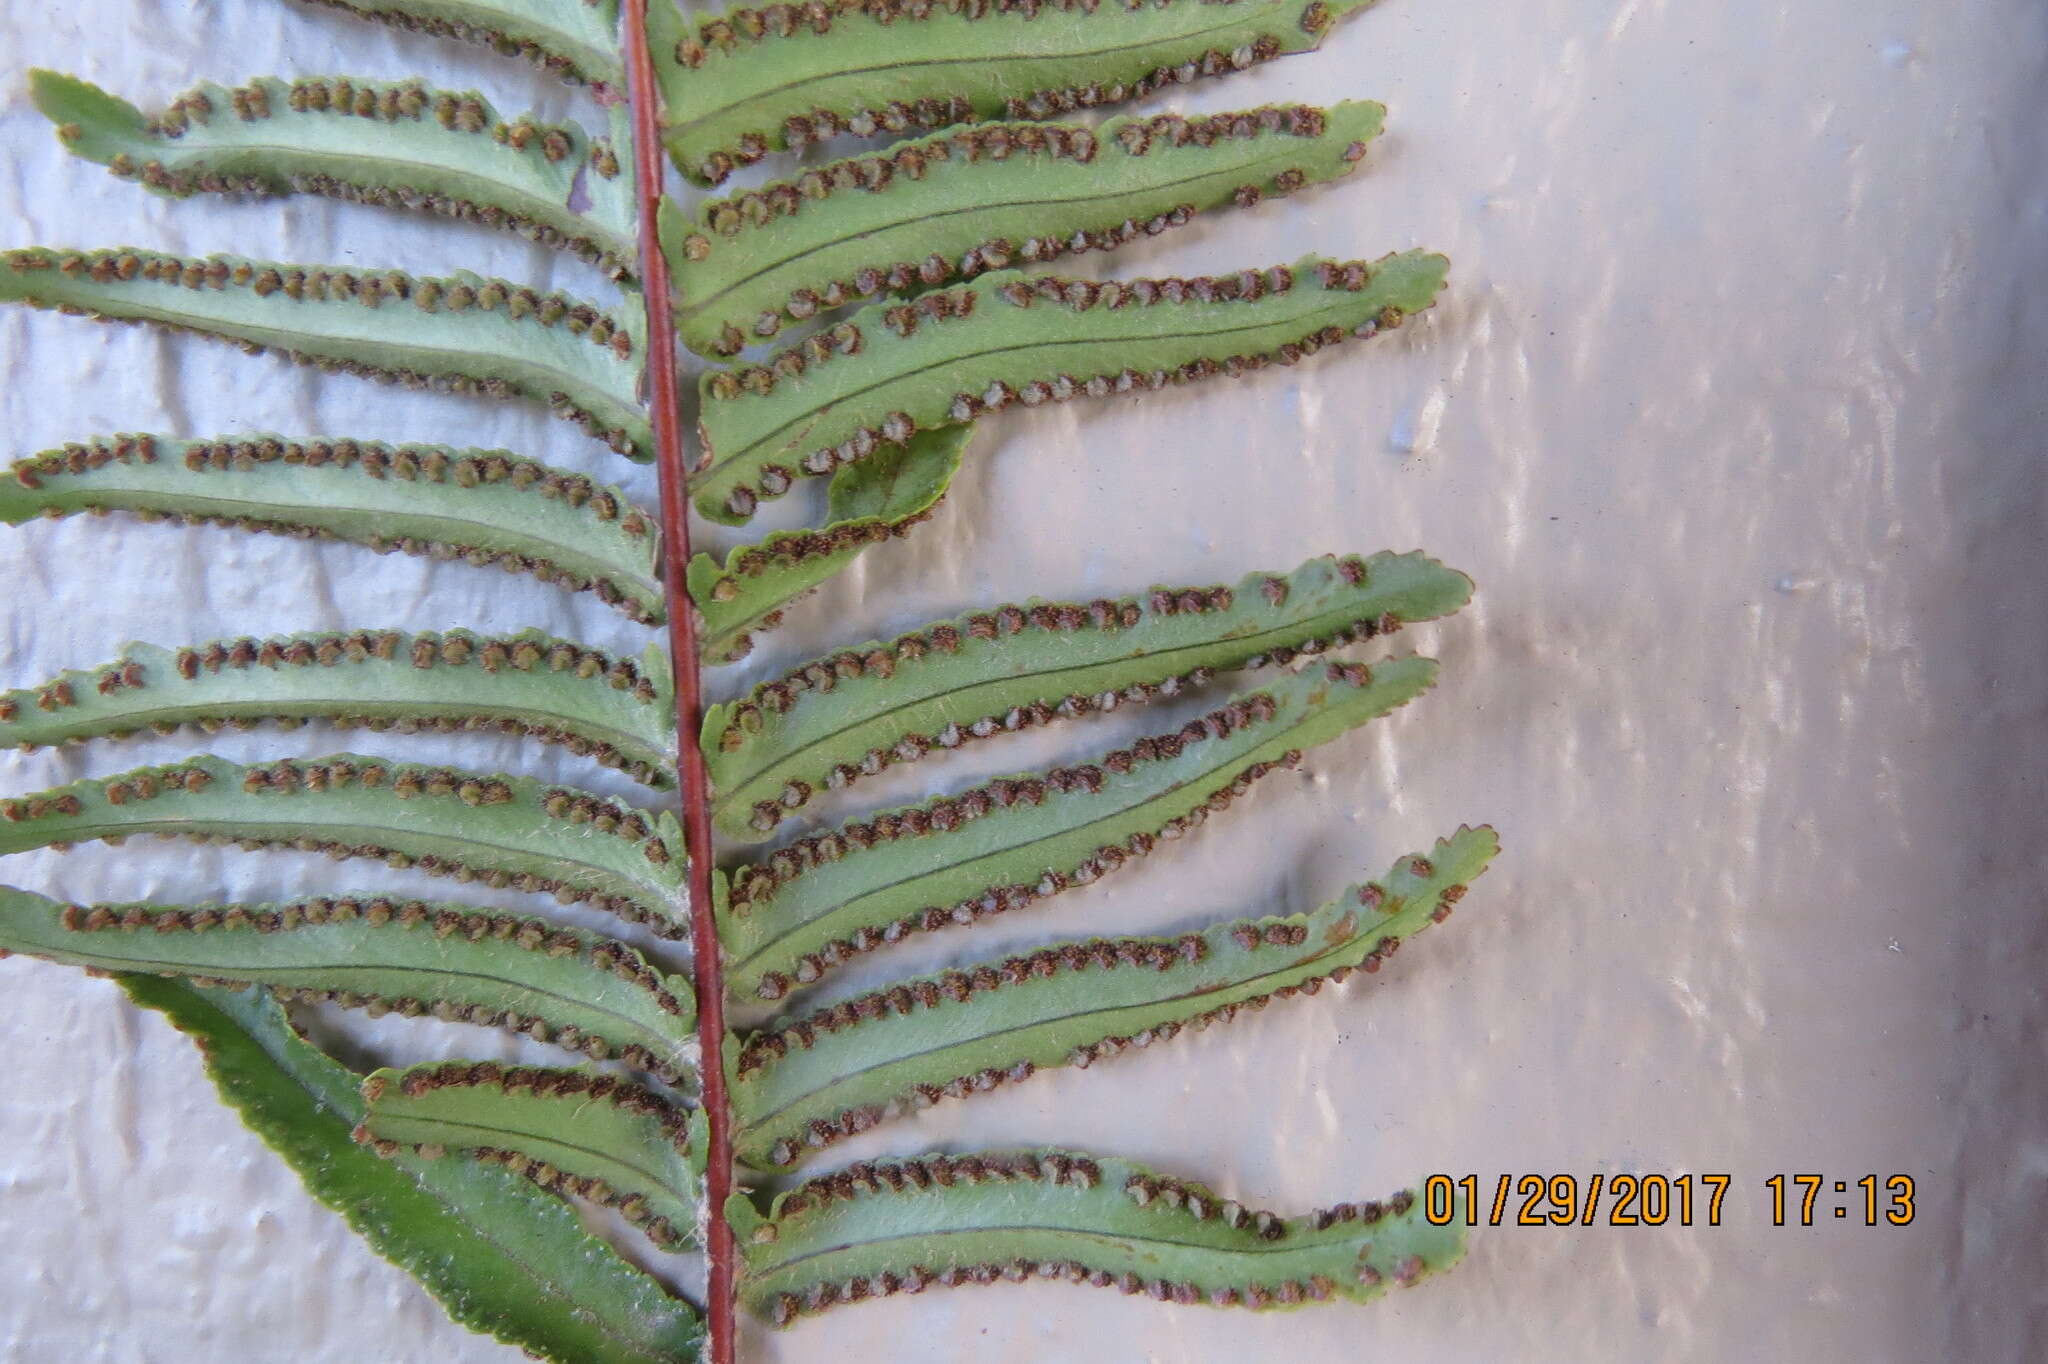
[704,551,1472,839]
[693,249,1447,522]
[650,0,1376,184]
[0,434,664,623]
[724,659,1439,1001]
[730,824,1498,1168]
[33,72,638,279]
[0,630,676,789]
[291,0,626,88]
[0,888,694,1081]
[0,248,652,460]
[0,754,686,935]
[691,427,969,665]
[734,1148,1462,1322]
[119,978,700,1364]
[362,1061,707,1250]
[664,101,1383,357]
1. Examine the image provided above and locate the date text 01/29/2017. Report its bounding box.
[1422,1174,1918,1228]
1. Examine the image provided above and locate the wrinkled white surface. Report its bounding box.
[2,1,2044,1360]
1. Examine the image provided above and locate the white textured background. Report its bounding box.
[2,1,2044,1360]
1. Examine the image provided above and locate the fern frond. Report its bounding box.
[664,101,1382,356]
[735,1149,1461,1323]
[0,754,686,934]
[693,428,969,664]
[705,551,1469,837]
[0,248,652,458]
[1,434,664,623]
[0,888,694,1079]
[731,824,1498,1167]
[693,249,1446,521]
[361,1061,706,1249]
[723,659,1439,1000]
[1,0,1495,1348]
[0,631,675,788]
[290,0,626,87]
[33,72,637,278]
[649,0,1374,183]
[122,978,702,1363]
